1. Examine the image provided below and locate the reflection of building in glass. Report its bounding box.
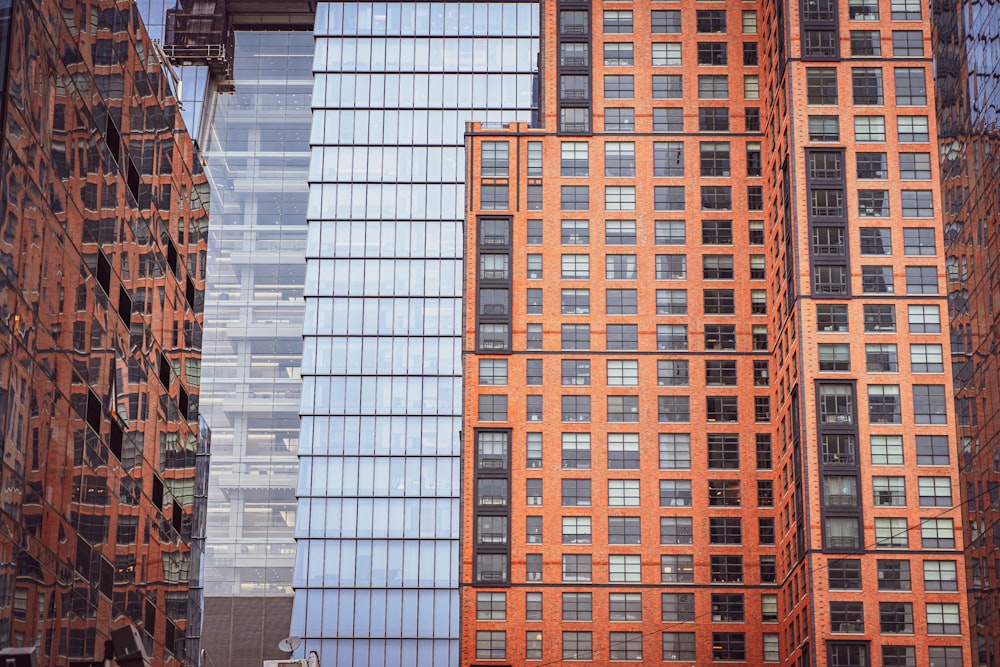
[935,2,1000,665]
[0,0,208,664]
[294,3,539,663]
[464,0,971,665]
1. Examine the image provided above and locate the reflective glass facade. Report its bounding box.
[0,0,208,663]
[195,31,311,664]
[935,2,1000,665]
[294,3,538,664]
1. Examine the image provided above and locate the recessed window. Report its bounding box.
[652,75,683,99]
[652,10,682,34]
[652,42,682,67]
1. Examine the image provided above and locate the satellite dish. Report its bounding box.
[278,637,302,653]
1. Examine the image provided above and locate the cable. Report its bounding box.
[517,478,988,667]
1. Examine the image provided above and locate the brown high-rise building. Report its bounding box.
[463,0,971,665]
[0,0,208,664]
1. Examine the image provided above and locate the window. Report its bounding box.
[810,189,845,218]
[829,559,863,590]
[706,360,738,386]
[561,75,590,101]
[926,603,961,634]
[859,190,890,217]
[561,107,590,133]
[849,0,880,19]
[606,255,637,280]
[866,343,899,372]
[752,325,768,350]
[706,324,737,350]
[604,9,633,32]
[918,477,951,507]
[561,254,589,280]
[561,143,588,177]
[561,186,589,211]
[757,435,773,469]
[853,68,884,104]
[562,592,592,622]
[807,68,838,104]
[481,185,509,210]
[897,115,929,142]
[873,476,906,506]
[822,434,856,464]
[851,30,882,56]
[481,142,510,177]
[871,435,904,466]
[704,254,735,279]
[656,289,688,315]
[608,517,641,545]
[698,42,728,66]
[604,42,634,67]
[916,435,949,465]
[913,384,946,424]
[910,344,943,373]
[607,324,639,351]
[928,648,963,667]
[654,142,685,176]
[831,602,865,633]
[562,220,589,245]
[901,191,934,217]
[900,153,932,180]
[476,631,506,660]
[826,517,862,549]
[562,516,592,545]
[526,324,542,349]
[659,434,692,470]
[520,433,540,470]
[856,116,887,141]
[526,554,542,582]
[656,324,688,351]
[561,289,590,315]
[609,595,643,623]
[710,555,743,583]
[713,633,746,661]
[663,633,696,661]
[607,396,639,422]
[606,220,636,245]
[652,10,682,34]
[561,324,590,350]
[660,517,694,545]
[825,475,860,507]
[819,384,854,424]
[606,360,637,387]
[526,288,542,314]
[702,219,733,244]
[526,361,543,388]
[810,115,840,141]
[891,0,921,20]
[526,254,543,280]
[707,434,740,469]
[924,561,958,591]
[892,30,924,56]
[652,42,682,66]
[875,560,912,592]
[743,10,758,33]
[709,480,741,507]
[606,187,636,211]
[869,384,902,423]
[745,108,762,132]
[652,75,683,99]
[817,304,849,332]
[864,304,896,332]
[653,108,684,132]
[561,395,591,422]
[903,228,935,257]
[526,632,542,661]
[608,432,639,468]
[478,395,508,422]
[875,517,909,548]
[562,632,593,661]
[527,593,543,622]
[562,554,592,583]
[698,75,729,99]
[700,142,731,177]
[804,29,838,57]
[560,9,589,34]
[526,219,542,245]
[560,42,589,67]
[697,10,727,33]
[907,304,940,332]
[660,480,693,507]
[819,344,851,372]
[857,152,888,179]
[526,481,543,508]
[707,396,738,422]
[609,479,640,507]
[604,74,635,99]
[761,594,778,622]
[605,108,635,133]
[880,602,914,634]
[712,594,745,622]
[609,554,641,582]
[562,433,591,468]
[654,186,686,210]
[562,479,591,507]
[479,359,508,385]
[662,593,695,622]
[656,220,686,245]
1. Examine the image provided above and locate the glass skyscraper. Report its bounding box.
[293,3,538,664]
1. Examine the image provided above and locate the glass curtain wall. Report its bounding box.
[294,3,538,665]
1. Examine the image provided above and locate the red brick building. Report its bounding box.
[462,0,971,665]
